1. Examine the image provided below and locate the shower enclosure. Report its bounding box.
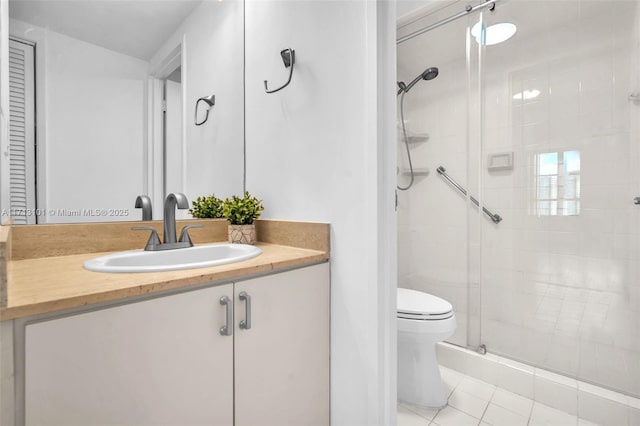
[397,0,640,398]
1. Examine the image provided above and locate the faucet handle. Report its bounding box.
[132,226,161,251]
[179,224,204,245]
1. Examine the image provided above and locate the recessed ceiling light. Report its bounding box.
[512,89,540,100]
[471,22,517,46]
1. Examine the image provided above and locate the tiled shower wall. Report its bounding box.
[397,0,640,397]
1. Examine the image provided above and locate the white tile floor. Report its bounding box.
[398,366,601,426]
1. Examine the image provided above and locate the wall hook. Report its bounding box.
[264,48,295,94]
[195,94,215,126]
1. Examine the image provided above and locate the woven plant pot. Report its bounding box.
[228,224,257,245]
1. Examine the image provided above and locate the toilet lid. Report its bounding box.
[397,288,453,319]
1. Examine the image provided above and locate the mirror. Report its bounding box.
[4,0,245,224]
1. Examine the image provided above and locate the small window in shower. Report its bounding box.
[535,150,580,216]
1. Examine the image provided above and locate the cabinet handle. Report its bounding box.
[239,292,251,330]
[219,296,233,336]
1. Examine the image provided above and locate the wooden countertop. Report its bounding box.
[1,242,329,321]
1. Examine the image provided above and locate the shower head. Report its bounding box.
[397,66,439,95]
[421,67,439,81]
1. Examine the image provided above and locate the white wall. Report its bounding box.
[165,79,183,200]
[245,0,397,424]
[396,0,436,21]
[10,19,148,223]
[150,0,245,207]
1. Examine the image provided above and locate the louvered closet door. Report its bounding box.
[8,39,36,224]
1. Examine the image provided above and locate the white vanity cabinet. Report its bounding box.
[23,262,329,426]
[234,264,330,426]
[25,284,235,426]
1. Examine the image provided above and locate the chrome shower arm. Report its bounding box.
[402,74,427,93]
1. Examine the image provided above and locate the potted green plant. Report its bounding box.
[189,195,224,219]
[221,192,264,244]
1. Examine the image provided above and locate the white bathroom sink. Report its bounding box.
[83,243,262,273]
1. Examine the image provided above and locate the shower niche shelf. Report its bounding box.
[399,168,430,177]
[406,134,429,144]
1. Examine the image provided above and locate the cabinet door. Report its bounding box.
[234,263,330,426]
[25,284,234,426]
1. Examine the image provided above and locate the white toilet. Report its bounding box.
[397,288,457,409]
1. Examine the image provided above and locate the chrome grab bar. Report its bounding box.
[436,166,503,224]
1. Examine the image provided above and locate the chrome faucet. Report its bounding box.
[163,192,189,243]
[132,192,202,251]
[134,195,152,221]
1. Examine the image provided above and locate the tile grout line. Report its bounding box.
[478,385,498,425]
[525,399,534,426]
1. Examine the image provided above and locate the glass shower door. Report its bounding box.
[478,0,640,398]
[396,5,484,349]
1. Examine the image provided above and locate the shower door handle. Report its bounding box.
[634,197,640,205]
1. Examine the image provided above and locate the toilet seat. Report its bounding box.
[398,311,454,320]
[397,288,453,320]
